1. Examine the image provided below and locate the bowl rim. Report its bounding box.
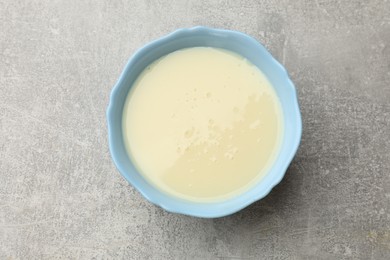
[107,26,302,218]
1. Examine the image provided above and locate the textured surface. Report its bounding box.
[1,0,389,259]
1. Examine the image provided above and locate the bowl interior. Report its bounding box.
[107,27,301,218]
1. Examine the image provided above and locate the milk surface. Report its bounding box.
[123,47,283,202]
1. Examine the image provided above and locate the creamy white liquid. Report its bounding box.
[123,47,283,202]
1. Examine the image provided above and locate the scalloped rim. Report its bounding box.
[107,26,302,218]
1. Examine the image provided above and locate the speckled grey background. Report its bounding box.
[1,0,389,259]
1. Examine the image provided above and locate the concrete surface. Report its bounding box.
[1,0,390,259]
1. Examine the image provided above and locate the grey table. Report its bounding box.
[1,1,389,259]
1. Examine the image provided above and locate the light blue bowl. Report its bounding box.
[107,26,302,218]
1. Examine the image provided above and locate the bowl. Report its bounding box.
[107,26,302,218]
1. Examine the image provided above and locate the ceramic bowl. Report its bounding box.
[107,26,302,218]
